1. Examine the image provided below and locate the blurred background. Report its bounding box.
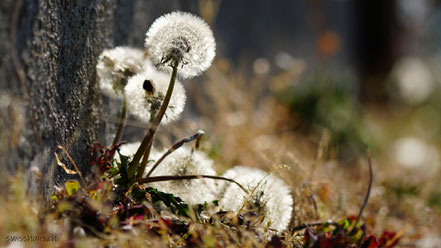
[1,0,441,246]
[108,0,441,246]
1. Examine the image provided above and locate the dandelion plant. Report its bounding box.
[96,47,148,146]
[130,11,216,179]
[220,166,293,231]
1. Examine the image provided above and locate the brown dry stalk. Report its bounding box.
[352,147,374,230]
[136,175,249,194]
[54,152,77,175]
[56,145,87,187]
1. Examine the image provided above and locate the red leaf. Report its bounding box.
[362,235,380,248]
[379,231,399,247]
[89,142,126,174]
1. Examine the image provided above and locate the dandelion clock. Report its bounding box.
[145,11,216,78]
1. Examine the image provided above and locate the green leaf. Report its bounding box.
[89,190,101,200]
[145,187,189,217]
[126,156,138,180]
[106,167,120,177]
[339,218,350,229]
[333,218,350,235]
[130,185,149,202]
[116,151,130,184]
[65,180,79,196]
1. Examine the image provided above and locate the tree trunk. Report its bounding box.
[0,0,114,198]
[0,0,199,199]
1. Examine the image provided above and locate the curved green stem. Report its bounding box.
[112,96,127,147]
[128,64,179,178]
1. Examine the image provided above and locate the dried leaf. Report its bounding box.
[55,152,77,174]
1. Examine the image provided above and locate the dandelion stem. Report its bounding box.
[137,139,153,179]
[112,96,127,147]
[136,175,249,194]
[128,64,179,178]
[145,130,204,178]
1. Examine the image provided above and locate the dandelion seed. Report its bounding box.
[219,166,293,231]
[145,11,216,78]
[124,69,186,124]
[145,147,218,205]
[97,47,147,98]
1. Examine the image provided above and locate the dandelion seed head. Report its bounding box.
[115,142,141,163]
[219,166,293,231]
[145,11,216,78]
[125,69,186,124]
[97,47,147,99]
[119,142,141,156]
[145,147,217,205]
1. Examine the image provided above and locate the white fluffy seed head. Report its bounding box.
[97,47,148,99]
[219,166,293,231]
[145,147,218,205]
[115,141,141,163]
[124,68,186,124]
[145,11,216,79]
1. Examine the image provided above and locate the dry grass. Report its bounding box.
[2,57,441,247]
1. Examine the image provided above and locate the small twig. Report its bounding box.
[291,221,339,232]
[145,130,205,178]
[352,148,374,230]
[261,227,279,232]
[307,190,319,219]
[306,130,330,219]
[308,129,330,181]
[136,175,249,194]
[384,223,412,248]
[57,145,87,187]
[112,96,127,146]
